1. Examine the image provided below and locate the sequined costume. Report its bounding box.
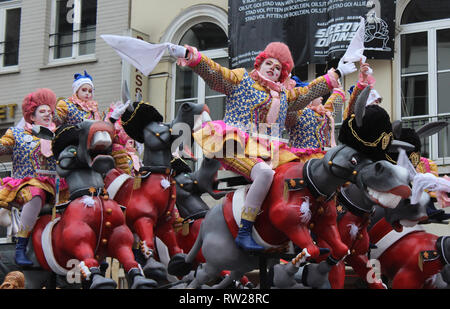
[186,49,338,177]
[343,82,366,120]
[54,95,100,126]
[0,127,67,209]
[287,89,345,149]
[54,70,101,126]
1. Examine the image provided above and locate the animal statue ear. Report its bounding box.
[387,139,415,153]
[391,120,403,139]
[415,121,449,139]
[31,125,55,140]
[354,86,371,127]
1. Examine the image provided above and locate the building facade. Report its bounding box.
[0,0,131,169]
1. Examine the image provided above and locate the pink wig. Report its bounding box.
[22,88,57,124]
[254,42,294,83]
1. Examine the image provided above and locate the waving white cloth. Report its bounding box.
[342,17,366,63]
[101,35,170,76]
[397,148,450,204]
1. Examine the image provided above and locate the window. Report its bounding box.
[50,0,97,61]
[172,22,228,169]
[398,0,450,162]
[174,22,228,121]
[0,1,21,68]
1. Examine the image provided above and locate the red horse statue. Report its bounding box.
[32,121,156,289]
[109,100,208,282]
[342,196,450,289]
[169,144,411,288]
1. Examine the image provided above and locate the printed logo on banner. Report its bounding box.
[228,0,396,68]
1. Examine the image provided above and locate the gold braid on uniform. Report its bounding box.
[348,116,392,150]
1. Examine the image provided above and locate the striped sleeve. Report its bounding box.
[0,128,15,155]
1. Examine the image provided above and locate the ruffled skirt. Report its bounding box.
[0,176,68,209]
[193,120,325,178]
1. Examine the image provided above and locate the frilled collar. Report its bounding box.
[68,94,101,120]
[249,69,285,93]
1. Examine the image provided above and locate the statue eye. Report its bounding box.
[350,157,358,165]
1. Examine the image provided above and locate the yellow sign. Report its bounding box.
[130,30,149,102]
[0,104,17,120]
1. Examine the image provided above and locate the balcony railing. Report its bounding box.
[334,114,450,166]
[401,114,450,165]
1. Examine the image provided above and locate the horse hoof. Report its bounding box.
[143,257,167,282]
[168,253,193,277]
[131,276,158,289]
[90,275,117,289]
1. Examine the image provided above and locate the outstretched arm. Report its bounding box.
[0,129,15,156]
[286,61,356,112]
[53,99,69,127]
[173,45,244,96]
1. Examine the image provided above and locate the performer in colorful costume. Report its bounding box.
[54,70,101,126]
[168,42,357,251]
[0,88,66,266]
[106,102,141,176]
[286,77,345,149]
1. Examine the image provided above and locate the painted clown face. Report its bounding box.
[77,83,93,102]
[30,104,52,127]
[258,57,282,82]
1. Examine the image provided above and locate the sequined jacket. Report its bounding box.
[287,90,344,149]
[190,54,335,138]
[0,127,57,178]
[54,99,97,126]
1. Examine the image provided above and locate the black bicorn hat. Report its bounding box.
[338,102,394,162]
[52,124,80,159]
[387,120,449,166]
[121,101,164,144]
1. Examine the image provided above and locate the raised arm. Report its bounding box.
[343,62,372,119]
[173,45,244,96]
[53,99,69,127]
[0,128,15,156]
[285,71,335,112]
[286,58,356,112]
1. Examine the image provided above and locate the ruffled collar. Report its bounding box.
[250,69,285,93]
[68,94,101,120]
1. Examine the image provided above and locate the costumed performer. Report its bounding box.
[343,61,379,119]
[0,88,67,266]
[54,70,101,126]
[168,42,357,251]
[286,76,345,150]
[105,102,141,176]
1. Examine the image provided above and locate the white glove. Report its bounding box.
[337,59,357,77]
[168,43,187,58]
[111,100,131,120]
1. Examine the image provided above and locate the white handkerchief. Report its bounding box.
[342,17,366,63]
[101,34,170,76]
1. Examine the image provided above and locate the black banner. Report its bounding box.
[228,0,396,69]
